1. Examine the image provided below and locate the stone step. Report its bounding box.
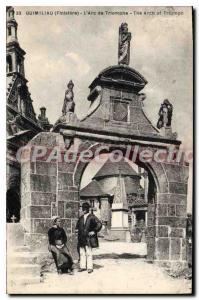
[13,245,31,252]
[8,275,41,286]
[9,253,38,264]
[7,223,26,247]
[9,263,41,276]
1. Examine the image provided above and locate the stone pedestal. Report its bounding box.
[110,203,130,241]
[20,132,79,258]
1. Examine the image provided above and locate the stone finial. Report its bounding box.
[38,107,52,131]
[113,170,128,210]
[39,107,46,119]
[118,22,131,65]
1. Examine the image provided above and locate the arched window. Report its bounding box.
[8,27,12,36]
[17,56,23,74]
[6,55,12,73]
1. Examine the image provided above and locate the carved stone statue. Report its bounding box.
[118,23,131,65]
[7,114,22,135]
[157,99,173,129]
[62,80,75,115]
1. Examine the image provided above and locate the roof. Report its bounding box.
[103,179,144,196]
[80,180,107,198]
[99,65,147,84]
[93,157,141,180]
[127,194,148,207]
[125,177,144,195]
[89,65,147,92]
[131,198,148,207]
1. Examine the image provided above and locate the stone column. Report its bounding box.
[110,174,130,241]
[154,163,189,269]
[21,142,58,251]
[20,132,79,257]
[131,210,136,227]
[100,197,110,235]
[145,211,148,226]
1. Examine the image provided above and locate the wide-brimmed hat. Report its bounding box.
[82,202,90,211]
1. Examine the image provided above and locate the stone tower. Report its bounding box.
[6,6,37,122]
[6,6,25,76]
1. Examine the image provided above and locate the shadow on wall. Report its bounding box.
[93,253,146,260]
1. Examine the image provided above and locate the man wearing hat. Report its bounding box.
[48,216,74,275]
[75,202,102,273]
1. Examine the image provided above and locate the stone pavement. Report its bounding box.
[10,241,192,294]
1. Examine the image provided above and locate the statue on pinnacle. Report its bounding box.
[118,23,131,65]
[62,80,75,115]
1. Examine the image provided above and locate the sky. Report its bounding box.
[13,6,193,212]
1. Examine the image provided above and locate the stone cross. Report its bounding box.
[11,214,17,223]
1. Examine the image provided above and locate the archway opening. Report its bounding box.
[78,150,157,248]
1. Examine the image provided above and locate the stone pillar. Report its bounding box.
[145,211,148,226]
[131,211,136,227]
[154,163,189,269]
[100,197,110,234]
[20,133,60,251]
[111,204,130,241]
[110,174,130,241]
[20,132,79,257]
[57,159,79,255]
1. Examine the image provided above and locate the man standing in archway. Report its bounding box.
[75,202,102,273]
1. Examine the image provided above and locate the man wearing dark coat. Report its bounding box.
[75,202,102,273]
[48,216,74,275]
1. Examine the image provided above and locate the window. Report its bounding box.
[8,27,12,36]
[7,55,12,72]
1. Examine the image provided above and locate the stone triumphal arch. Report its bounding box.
[19,24,189,269]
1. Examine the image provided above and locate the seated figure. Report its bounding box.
[48,216,74,275]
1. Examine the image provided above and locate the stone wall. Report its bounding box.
[20,132,79,254]
[147,161,189,268]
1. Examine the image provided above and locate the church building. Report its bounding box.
[6,6,51,222]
